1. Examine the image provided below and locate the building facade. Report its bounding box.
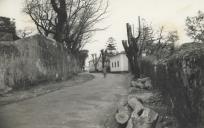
[109,52,129,72]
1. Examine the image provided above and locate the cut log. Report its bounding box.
[115,105,131,124]
[137,77,151,83]
[131,80,144,88]
[131,77,152,90]
[126,118,133,128]
[144,79,152,89]
[128,92,155,104]
[128,96,144,112]
[115,111,130,124]
[128,87,139,94]
[132,107,159,128]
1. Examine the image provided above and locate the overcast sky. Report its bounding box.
[1,0,204,57]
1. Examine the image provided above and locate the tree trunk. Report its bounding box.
[50,0,67,42]
[122,18,142,78]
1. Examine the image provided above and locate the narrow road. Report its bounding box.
[0,73,129,128]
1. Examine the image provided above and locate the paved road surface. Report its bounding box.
[0,73,129,128]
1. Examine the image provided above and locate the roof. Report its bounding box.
[89,51,126,63]
[109,51,126,59]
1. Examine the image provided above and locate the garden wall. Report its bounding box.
[140,43,204,128]
[0,34,80,90]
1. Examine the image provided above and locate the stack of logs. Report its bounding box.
[115,77,159,128]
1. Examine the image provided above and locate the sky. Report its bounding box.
[1,0,204,58]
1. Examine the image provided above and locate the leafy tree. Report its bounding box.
[186,10,204,43]
[24,0,108,53]
[106,37,117,55]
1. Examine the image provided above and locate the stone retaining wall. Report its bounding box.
[0,35,80,90]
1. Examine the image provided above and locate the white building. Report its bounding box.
[109,52,129,72]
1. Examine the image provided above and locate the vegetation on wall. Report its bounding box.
[140,43,204,128]
[0,35,80,89]
[122,10,204,127]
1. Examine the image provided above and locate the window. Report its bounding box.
[112,62,114,67]
[117,61,119,67]
[115,62,116,67]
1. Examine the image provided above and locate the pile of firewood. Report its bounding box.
[115,77,159,128]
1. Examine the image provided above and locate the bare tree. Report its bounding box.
[150,28,179,59]
[122,17,142,78]
[50,0,67,42]
[23,0,108,53]
[17,28,33,38]
[91,53,98,71]
[23,0,56,36]
[122,17,179,78]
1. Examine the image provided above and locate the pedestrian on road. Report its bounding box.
[103,66,107,78]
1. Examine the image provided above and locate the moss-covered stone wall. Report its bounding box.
[0,35,80,90]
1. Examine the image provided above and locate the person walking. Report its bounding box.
[103,66,107,78]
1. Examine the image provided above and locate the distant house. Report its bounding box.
[88,57,103,72]
[88,54,111,72]
[88,51,129,73]
[109,52,129,72]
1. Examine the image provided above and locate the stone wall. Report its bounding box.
[140,43,204,128]
[0,35,80,90]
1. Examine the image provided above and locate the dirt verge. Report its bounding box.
[0,73,94,106]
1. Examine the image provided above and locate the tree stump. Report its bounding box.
[115,105,131,124]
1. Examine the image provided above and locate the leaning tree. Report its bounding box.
[24,0,108,53]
